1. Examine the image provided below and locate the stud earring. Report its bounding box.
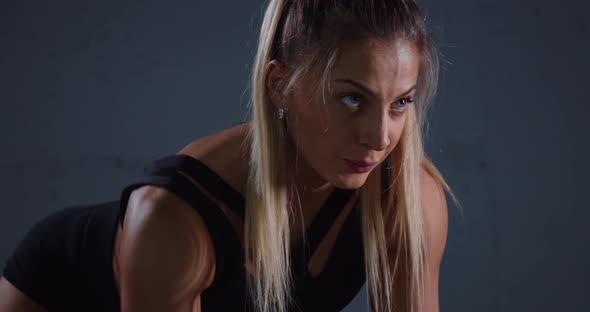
[277,108,285,119]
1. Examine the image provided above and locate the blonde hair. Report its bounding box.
[245,0,459,311]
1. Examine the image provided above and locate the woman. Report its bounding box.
[0,0,457,311]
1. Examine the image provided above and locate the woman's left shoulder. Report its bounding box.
[420,168,448,267]
[420,168,448,217]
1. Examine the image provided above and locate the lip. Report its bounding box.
[344,159,377,173]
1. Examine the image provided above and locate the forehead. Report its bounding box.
[330,39,420,94]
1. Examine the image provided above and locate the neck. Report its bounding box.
[283,130,333,199]
[288,149,333,197]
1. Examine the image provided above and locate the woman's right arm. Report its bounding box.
[119,186,216,312]
[0,277,47,312]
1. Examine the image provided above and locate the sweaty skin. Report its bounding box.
[112,38,423,311]
[0,19,447,309]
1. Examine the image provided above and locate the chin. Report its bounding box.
[331,173,370,190]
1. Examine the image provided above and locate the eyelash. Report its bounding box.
[338,94,414,113]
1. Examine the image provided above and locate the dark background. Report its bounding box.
[1,0,588,311]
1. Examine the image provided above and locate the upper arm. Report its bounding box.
[119,186,216,312]
[0,277,47,312]
[420,169,449,312]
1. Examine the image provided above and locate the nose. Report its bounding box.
[359,108,390,151]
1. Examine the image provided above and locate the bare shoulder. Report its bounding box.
[115,123,252,310]
[117,186,216,311]
[419,165,450,311]
[420,168,449,270]
[177,122,251,196]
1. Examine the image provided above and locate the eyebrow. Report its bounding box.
[333,78,416,99]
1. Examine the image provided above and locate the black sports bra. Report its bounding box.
[118,154,366,311]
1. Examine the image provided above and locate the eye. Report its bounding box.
[339,94,362,109]
[392,97,414,112]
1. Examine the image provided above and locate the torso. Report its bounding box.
[111,122,359,300]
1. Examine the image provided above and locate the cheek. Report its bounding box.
[290,102,330,149]
[387,115,408,150]
[288,98,349,158]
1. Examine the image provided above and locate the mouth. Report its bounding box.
[343,159,377,173]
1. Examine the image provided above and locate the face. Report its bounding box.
[272,39,421,190]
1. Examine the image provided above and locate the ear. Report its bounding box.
[265,59,289,110]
